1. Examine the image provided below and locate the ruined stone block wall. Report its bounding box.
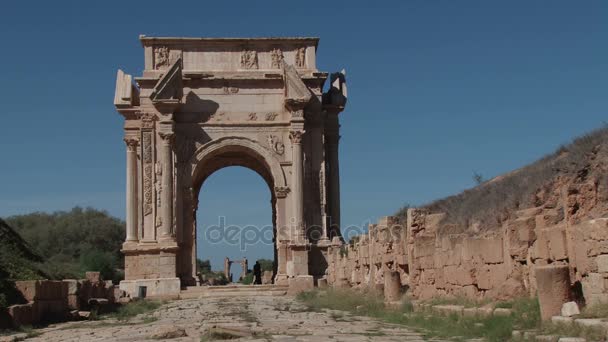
[325,171,608,305]
[326,216,408,291]
[6,274,127,327]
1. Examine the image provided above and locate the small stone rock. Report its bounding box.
[561,301,580,317]
[150,325,187,339]
[551,316,573,324]
[557,338,586,342]
[78,311,91,319]
[512,330,522,339]
[493,308,512,317]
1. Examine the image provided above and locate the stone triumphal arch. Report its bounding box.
[114,36,347,297]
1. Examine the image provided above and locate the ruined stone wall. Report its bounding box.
[4,273,128,328]
[326,216,408,291]
[325,170,608,306]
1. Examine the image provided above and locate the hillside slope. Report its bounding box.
[5,207,125,282]
[0,218,45,308]
[411,126,608,233]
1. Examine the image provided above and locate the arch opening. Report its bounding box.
[182,139,284,285]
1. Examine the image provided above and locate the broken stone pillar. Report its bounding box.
[384,270,401,303]
[535,265,571,321]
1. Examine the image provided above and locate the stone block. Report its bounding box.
[287,275,314,295]
[535,265,571,321]
[86,272,102,284]
[535,335,558,342]
[493,308,512,317]
[13,281,38,302]
[67,295,79,311]
[546,227,568,261]
[8,303,34,327]
[462,308,478,317]
[119,278,180,298]
[551,316,573,324]
[14,280,65,302]
[477,263,509,290]
[384,271,401,302]
[582,273,604,296]
[432,305,464,316]
[557,338,586,342]
[444,265,474,286]
[596,254,608,273]
[561,301,580,317]
[62,279,79,295]
[574,318,608,332]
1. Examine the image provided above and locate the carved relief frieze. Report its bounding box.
[271,48,284,69]
[209,112,228,122]
[142,131,154,216]
[248,113,258,121]
[265,112,278,121]
[289,130,304,144]
[222,86,239,94]
[154,46,170,69]
[267,135,285,155]
[240,49,258,69]
[295,47,306,68]
[291,110,304,118]
[140,113,157,129]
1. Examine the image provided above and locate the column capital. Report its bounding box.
[275,186,290,199]
[289,130,305,144]
[124,137,139,151]
[158,132,175,144]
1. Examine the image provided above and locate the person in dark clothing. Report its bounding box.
[253,261,262,285]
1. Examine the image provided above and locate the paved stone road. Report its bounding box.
[19,296,451,341]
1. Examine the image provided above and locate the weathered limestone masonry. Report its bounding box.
[326,216,409,293]
[4,273,127,327]
[114,36,347,297]
[326,168,608,309]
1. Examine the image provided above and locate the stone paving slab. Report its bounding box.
[6,296,458,341]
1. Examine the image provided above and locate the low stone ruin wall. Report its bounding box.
[325,209,608,309]
[4,272,128,327]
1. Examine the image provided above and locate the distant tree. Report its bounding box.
[79,250,118,282]
[5,207,125,281]
[472,171,484,185]
[196,259,212,275]
[257,259,274,272]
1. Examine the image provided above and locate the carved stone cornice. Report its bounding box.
[289,130,305,144]
[275,186,290,199]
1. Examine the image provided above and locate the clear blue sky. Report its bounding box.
[1,1,606,270]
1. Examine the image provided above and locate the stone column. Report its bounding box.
[289,130,305,239]
[325,111,341,238]
[326,133,341,237]
[124,137,139,242]
[159,132,174,241]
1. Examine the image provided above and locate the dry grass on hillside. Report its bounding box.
[400,125,608,232]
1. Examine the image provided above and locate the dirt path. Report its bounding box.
[17,296,450,341]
